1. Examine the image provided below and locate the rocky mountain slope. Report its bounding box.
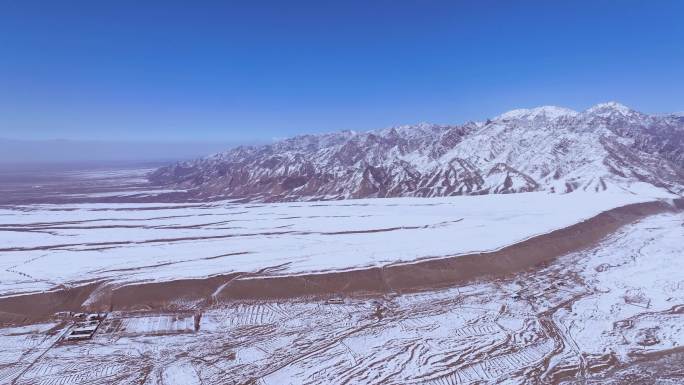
[150,102,684,201]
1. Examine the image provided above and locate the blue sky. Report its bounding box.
[1,0,683,142]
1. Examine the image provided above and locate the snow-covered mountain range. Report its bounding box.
[150,102,684,201]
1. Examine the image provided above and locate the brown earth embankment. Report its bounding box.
[216,199,679,299]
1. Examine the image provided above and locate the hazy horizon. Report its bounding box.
[0,137,264,164]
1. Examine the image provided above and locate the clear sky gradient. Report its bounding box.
[1,0,683,142]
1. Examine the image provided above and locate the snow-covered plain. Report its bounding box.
[2,211,682,384]
[0,191,661,296]
[555,212,684,361]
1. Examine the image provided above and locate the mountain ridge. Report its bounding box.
[150,102,684,201]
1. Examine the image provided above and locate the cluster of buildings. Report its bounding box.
[59,312,108,342]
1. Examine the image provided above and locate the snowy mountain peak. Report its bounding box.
[496,106,579,121]
[586,101,634,116]
[374,121,443,138]
[415,121,435,129]
[391,121,438,130]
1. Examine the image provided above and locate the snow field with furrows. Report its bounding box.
[0,191,662,296]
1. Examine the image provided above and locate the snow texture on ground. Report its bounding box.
[1,211,682,384]
[0,191,658,296]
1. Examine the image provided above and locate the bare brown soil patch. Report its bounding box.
[105,274,239,310]
[0,283,100,325]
